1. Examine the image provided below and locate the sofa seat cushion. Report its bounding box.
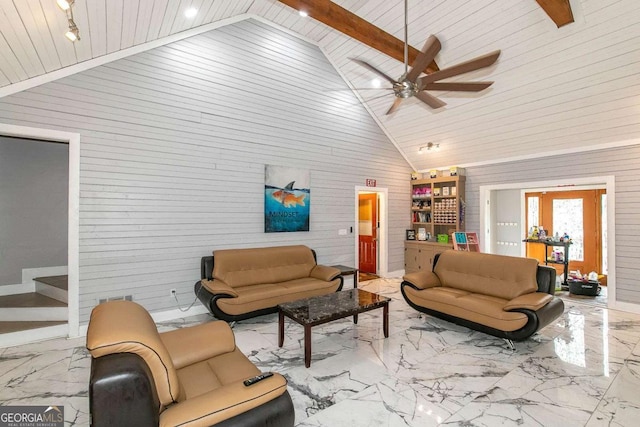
[176,348,260,400]
[217,278,341,316]
[404,286,529,332]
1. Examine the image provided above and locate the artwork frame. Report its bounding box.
[264,165,310,233]
[406,229,416,240]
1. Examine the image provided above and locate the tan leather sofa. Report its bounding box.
[87,300,295,427]
[194,245,343,321]
[401,250,564,342]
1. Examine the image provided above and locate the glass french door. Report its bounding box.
[526,190,605,278]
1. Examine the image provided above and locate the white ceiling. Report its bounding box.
[1,0,639,171]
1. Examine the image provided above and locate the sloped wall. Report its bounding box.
[0,19,411,322]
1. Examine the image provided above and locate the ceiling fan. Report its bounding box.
[351,0,501,115]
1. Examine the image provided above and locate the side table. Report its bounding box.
[330,265,359,289]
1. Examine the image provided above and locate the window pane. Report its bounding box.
[527,197,539,229]
[553,199,583,261]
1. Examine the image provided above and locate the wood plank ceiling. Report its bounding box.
[1,0,639,172]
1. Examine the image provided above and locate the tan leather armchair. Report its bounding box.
[87,300,294,427]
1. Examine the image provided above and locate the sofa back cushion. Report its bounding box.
[434,250,539,300]
[86,300,182,408]
[213,245,316,288]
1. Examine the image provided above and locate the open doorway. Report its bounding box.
[480,176,615,310]
[525,189,607,284]
[0,123,80,347]
[354,187,388,280]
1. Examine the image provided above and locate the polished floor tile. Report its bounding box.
[1,278,639,426]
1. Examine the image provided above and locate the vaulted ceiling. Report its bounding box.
[1,0,639,171]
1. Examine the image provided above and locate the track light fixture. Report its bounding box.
[418,142,440,154]
[57,0,80,42]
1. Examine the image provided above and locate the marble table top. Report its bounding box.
[278,289,389,324]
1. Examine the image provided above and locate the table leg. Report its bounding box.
[383,303,389,338]
[304,325,311,368]
[278,311,284,347]
[353,313,358,324]
[355,270,359,289]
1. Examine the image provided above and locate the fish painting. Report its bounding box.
[265,165,310,233]
[271,181,306,208]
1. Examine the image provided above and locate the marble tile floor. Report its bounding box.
[1,278,639,426]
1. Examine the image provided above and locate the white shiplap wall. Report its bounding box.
[464,145,640,305]
[0,18,412,323]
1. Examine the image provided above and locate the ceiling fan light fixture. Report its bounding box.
[56,0,72,11]
[419,142,439,153]
[65,20,79,42]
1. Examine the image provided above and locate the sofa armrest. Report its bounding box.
[200,279,238,298]
[160,321,236,370]
[159,373,288,427]
[402,271,441,290]
[503,292,553,311]
[310,265,341,281]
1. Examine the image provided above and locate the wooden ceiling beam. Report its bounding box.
[277,0,439,73]
[535,0,575,28]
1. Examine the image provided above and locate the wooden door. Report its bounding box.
[359,193,377,273]
[526,190,604,277]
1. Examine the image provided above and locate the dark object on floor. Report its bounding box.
[195,245,343,322]
[87,300,295,427]
[569,280,601,296]
[401,250,565,342]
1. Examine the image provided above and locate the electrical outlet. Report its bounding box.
[170,289,177,297]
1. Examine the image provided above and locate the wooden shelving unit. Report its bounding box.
[410,175,466,240]
[405,175,465,273]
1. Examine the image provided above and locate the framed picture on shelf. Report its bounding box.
[406,229,416,240]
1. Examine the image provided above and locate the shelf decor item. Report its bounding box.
[406,229,416,240]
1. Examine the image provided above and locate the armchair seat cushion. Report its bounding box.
[87,300,295,427]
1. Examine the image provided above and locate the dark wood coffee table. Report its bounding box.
[278,289,390,368]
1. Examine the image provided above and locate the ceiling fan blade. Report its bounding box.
[406,35,441,83]
[421,81,494,92]
[415,91,446,109]
[419,50,501,85]
[350,59,398,84]
[385,98,403,115]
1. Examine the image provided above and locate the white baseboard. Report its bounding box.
[0,283,35,296]
[0,324,68,349]
[151,305,210,322]
[608,300,640,315]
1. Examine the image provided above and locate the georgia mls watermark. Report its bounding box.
[0,406,63,427]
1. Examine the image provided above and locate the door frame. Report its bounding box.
[0,123,80,338]
[480,176,617,311]
[354,186,388,277]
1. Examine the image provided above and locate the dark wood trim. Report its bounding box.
[277,0,439,73]
[535,0,575,28]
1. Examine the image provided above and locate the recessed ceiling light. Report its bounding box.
[299,10,308,17]
[371,78,382,88]
[185,7,198,18]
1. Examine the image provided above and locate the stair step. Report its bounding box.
[0,321,66,334]
[33,275,68,291]
[0,293,67,321]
